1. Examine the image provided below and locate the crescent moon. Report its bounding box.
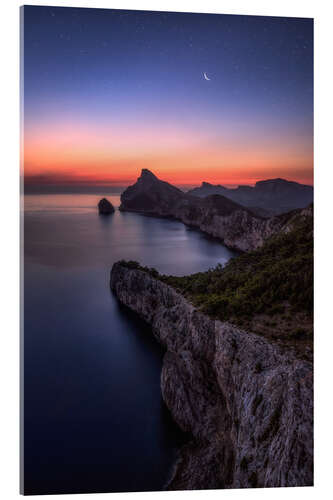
[203,72,211,81]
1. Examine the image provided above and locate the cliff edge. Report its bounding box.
[110,262,313,490]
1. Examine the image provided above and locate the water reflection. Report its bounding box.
[23,194,236,494]
[24,196,235,274]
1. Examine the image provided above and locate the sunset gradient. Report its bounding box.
[22,7,313,189]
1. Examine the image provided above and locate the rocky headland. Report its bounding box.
[114,170,313,489]
[110,261,313,489]
[119,169,308,252]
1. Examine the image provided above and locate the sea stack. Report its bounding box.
[98,198,115,215]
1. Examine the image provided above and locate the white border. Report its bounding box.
[1,1,332,499]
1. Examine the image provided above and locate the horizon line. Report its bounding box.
[23,176,314,195]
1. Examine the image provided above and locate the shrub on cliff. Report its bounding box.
[161,214,313,324]
[118,211,313,346]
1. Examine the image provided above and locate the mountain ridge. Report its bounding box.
[188,177,313,214]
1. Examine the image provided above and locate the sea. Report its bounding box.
[23,193,236,494]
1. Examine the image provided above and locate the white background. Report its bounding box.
[0,0,332,499]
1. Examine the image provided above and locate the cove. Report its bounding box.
[23,194,236,494]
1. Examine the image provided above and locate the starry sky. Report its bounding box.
[22,6,313,190]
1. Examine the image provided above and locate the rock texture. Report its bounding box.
[119,169,305,252]
[188,178,313,215]
[110,262,313,490]
[98,198,115,215]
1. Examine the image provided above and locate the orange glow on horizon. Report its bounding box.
[23,118,313,188]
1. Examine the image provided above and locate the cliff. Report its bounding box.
[161,204,313,358]
[110,262,313,490]
[119,169,304,252]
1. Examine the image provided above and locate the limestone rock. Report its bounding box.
[110,262,313,490]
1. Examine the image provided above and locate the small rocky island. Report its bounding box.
[98,198,115,215]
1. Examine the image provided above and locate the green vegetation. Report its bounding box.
[118,260,160,278]
[161,214,313,320]
[119,210,313,351]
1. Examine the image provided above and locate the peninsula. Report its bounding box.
[111,196,313,489]
[119,169,312,252]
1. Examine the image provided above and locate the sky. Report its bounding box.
[22,6,313,191]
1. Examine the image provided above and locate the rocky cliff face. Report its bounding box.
[188,178,313,215]
[110,263,313,490]
[98,198,115,214]
[119,169,303,252]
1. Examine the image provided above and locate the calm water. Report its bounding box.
[23,193,236,494]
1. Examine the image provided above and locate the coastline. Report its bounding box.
[118,170,313,253]
[119,206,244,254]
[110,262,313,490]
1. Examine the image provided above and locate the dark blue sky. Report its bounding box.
[22,6,313,187]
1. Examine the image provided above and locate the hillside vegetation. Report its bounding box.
[120,207,313,357]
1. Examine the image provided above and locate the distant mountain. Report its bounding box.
[120,168,245,216]
[188,178,313,215]
[120,169,311,252]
